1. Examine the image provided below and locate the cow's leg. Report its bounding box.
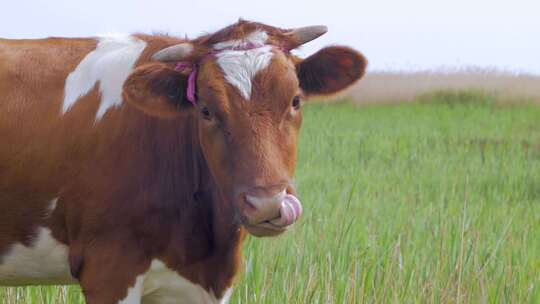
[72,237,150,304]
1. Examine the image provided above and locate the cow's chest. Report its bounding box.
[0,228,231,304]
[124,260,231,304]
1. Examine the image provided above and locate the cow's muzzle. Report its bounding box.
[237,187,303,237]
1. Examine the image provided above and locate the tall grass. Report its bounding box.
[2,93,540,303]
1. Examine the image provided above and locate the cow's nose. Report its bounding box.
[243,189,286,225]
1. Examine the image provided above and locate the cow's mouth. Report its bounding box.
[244,221,288,237]
[239,192,303,237]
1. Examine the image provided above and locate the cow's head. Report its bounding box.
[123,21,367,237]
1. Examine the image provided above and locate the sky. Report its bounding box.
[1,0,539,74]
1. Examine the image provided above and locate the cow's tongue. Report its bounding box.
[269,194,302,227]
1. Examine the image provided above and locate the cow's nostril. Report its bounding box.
[245,190,285,208]
[242,196,258,212]
[242,189,286,224]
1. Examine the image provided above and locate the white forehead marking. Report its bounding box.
[63,34,147,120]
[214,30,274,100]
[213,30,269,50]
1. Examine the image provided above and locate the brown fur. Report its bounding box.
[0,20,366,303]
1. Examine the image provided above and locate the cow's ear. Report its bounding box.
[123,63,192,118]
[296,46,367,96]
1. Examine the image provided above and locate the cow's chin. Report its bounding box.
[243,222,288,237]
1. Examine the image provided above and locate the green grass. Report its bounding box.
[2,93,540,303]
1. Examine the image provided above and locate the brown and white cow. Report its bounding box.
[0,20,366,303]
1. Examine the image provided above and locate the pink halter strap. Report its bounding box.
[175,44,289,105]
[175,62,198,104]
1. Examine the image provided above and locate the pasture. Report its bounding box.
[1,92,539,303]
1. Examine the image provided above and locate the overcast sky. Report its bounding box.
[2,0,539,74]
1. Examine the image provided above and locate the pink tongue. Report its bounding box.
[270,194,303,227]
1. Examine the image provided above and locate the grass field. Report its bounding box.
[2,92,540,303]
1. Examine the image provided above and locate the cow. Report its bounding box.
[0,20,367,303]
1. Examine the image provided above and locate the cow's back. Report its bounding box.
[0,38,102,272]
[0,37,99,186]
[0,38,97,123]
[0,35,187,192]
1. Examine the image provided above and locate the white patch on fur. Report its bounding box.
[219,288,233,304]
[213,30,269,50]
[119,276,144,304]
[0,227,75,285]
[117,260,230,304]
[47,198,58,215]
[63,34,147,120]
[214,30,274,100]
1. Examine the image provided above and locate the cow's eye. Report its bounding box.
[292,96,302,110]
[200,107,212,120]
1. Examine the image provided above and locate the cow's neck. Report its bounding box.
[195,157,244,251]
[170,116,245,291]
